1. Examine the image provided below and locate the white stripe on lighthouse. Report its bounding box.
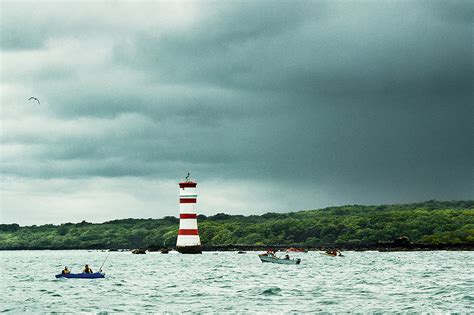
[179,203,195,213]
[179,219,198,230]
[177,235,201,246]
[179,187,196,196]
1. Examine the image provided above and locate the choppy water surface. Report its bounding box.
[1,250,473,313]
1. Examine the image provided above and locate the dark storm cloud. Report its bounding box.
[1,1,473,224]
[113,1,324,87]
[0,3,82,50]
[108,1,473,187]
[115,1,472,97]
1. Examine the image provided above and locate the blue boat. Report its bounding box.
[55,272,105,279]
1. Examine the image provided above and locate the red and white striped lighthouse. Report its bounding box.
[176,175,202,254]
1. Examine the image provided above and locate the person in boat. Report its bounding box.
[266,249,275,257]
[62,266,70,274]
[284,254,290,260]
[83,264,93,273]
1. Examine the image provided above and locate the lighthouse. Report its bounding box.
[176,174,202,254]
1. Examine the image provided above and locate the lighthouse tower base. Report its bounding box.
[176,245,202,254]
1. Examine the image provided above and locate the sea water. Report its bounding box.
[1,250,473,313]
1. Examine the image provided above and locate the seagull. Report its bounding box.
[28,97,40,104]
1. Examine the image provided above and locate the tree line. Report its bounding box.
[0,200,472,250]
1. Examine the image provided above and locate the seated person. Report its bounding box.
[62,266,70,274]
[266,249,276,257]
[83,264,93,273]
[284,254,290,260]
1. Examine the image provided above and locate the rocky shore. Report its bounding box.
[199,242,474,252]
[3,242,473,252]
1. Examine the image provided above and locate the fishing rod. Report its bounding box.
[99,253,110,272]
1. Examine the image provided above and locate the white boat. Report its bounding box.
[259,254,301,265]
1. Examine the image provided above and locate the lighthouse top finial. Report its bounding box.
[180,172,196,188]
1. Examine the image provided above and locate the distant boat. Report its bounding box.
[320,252,344,257]
[286,247,308,253]
[132,249,146,254]
[237,251,246,254]
[259,254,301,265]
[55,272,105,279]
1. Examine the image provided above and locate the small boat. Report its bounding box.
[55,272,105,279]
[259,254,301,265]
[320,252,344,257]
[132,249,146,254]
[237,251,246,254]
[286,247,308,253]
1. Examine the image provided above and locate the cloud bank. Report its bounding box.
[1,1,472,225]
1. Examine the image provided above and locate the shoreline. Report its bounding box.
[2,243,473,252]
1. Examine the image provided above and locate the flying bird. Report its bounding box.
[28,97,40,104]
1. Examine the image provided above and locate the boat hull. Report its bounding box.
[55,272,105,279]
[259,255,301,264]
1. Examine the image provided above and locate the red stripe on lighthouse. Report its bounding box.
[179,182,197,188]
[180,213,197,219]
[180,198,197,203]
[178,229,199,235]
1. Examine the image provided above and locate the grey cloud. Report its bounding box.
[1,1,472,224]
[1,25,45,50]
[113,2,324,87]
[423,1,473,23]
[113,1,472,98]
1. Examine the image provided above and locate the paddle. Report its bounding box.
[98,253,110,273]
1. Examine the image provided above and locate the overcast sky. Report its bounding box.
[1,1,472,225]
